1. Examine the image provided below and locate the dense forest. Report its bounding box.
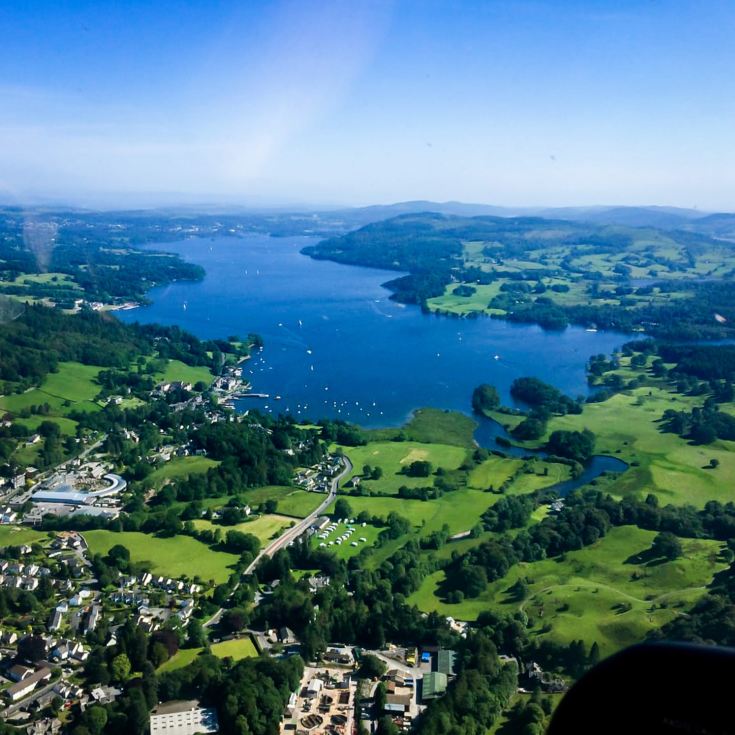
[0,304,233,390]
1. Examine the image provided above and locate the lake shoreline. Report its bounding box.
[119,234,630,429]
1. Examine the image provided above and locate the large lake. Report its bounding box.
[119,235,628,432]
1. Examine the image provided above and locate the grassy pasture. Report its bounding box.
[0,526,48,547]
[148,456,219,487]
[83,530,238,584]
[171,487,323,519]
[39,362,102,403]
[210,636,259,660]
[327,488,498,538]
[237,485,323,518]
[0,361,102,417]
[427,283,503,315]
[468,457,523,489]
[336,440,466,495]
[15,414,78,436]
[159,636,258,673]
[192,515,294,545]
[507,461,572,494]
[158,646,203,673]
[14,272,80,288]
[534,385,735,507]
[367,408,477,448]
[311,518,384,560]
[154,360,213,386]
[274,490,324,517]
[409,525,725,656]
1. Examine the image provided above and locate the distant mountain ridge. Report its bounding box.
[320,202,734,238]
[325,200,720,229]
[3,199,733,239]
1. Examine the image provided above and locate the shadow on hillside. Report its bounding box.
[624,547,668,567]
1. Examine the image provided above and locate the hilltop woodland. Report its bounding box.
[304,212,735,339]
[0,304,264,475]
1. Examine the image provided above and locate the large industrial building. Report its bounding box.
[31,473,127,506]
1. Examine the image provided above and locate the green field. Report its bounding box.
[0,526,48,547]
[468,456,524,489]
[295,424,322,433]
[327,487,499,541]
[467,456,569,493]
[15,414,79,437]
[14,272,79,288]
[148,456,220,487]
[274,490,323,517]
[210,636,259,660]
[154,360,213,386]
[409,526,725,656]
[171,487,322,519]
[368,408,477,448]
[83,530,239,584]
[237,485,323,518]
[193,514,294,545]
[311,519,384,560]
[507,461,572,494]
[427,282,504,315]
[158,636,258,672]
[0,361,102,417]
[42,362,102,402]
[524,384,735,507]
[158,646,203,673]
[336,440,467,495]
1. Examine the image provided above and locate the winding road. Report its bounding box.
[244,455,353,575]
[205,456,353,627]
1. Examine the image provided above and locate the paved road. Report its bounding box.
[204,456,353,628]
[244,456,352,575]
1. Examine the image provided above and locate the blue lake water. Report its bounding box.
[119,235,629,438]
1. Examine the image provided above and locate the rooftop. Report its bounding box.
[437,649,457,676]
[32,490,92,505]
[422,672,447,700]
[150,700,218,735]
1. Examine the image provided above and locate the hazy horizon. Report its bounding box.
[2,1,734,210]
[0,195,727,217]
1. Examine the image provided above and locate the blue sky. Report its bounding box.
[1,0,734,209]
